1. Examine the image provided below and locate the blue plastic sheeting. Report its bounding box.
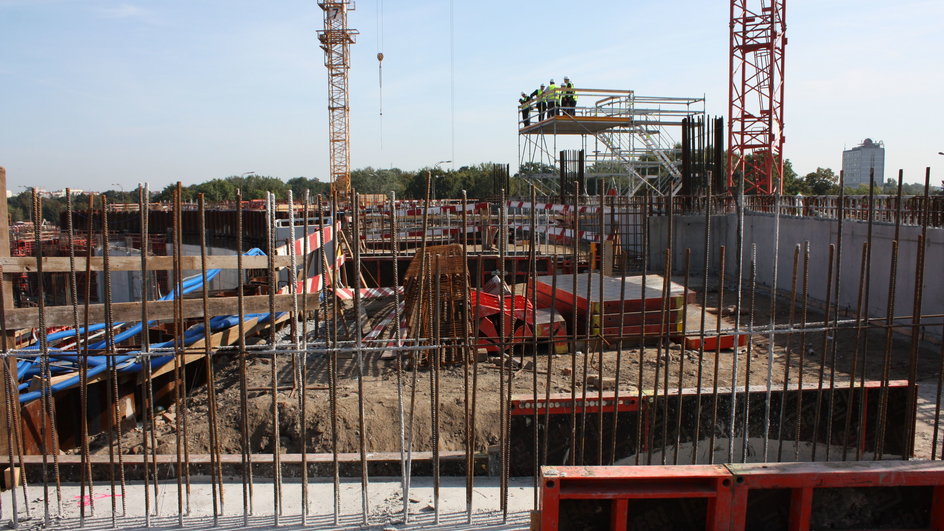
[16,248,280,404]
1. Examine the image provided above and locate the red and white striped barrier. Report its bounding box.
[274,223,335,257]
[508,223,613,243]
[505,200,612,214]
[278,253,346,295]
[334,286,404,300]
[365,302,405,340]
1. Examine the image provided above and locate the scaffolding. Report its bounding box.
[517,88,705,197]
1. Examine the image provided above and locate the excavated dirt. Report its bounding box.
[79,286,939,459]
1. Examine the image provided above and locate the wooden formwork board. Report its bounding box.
[531,273,692,337]
[531,273,691,315]
[590,309,684,327]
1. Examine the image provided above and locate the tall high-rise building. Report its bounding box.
[841,138,885,188]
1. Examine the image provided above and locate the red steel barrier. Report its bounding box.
[540,461,944,530]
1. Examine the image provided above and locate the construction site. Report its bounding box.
[2,1,944,530]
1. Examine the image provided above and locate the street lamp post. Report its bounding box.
[429,160,452,200]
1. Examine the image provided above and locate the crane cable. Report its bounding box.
[449,0,454,169]
[377,0,384,151]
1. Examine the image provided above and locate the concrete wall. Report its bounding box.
[648,212,944,341]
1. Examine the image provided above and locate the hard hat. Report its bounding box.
[550,79,555,83]
[540,84,545,88]
[564,76,570,82]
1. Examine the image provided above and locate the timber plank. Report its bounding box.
[0,255,291,273]
[2,293,318,330]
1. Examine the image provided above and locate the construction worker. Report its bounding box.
[562,76,576,115]
[547,79,560,117]
[537,83,547,121]
[519,91,532,127]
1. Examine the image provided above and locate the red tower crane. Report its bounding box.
[727,0,786,195]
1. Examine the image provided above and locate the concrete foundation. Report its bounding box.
[648,212,944,341]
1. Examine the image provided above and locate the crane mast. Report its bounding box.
[318,1,358,199]
[727,0,786,195]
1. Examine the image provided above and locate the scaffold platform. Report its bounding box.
[516,87,704,196]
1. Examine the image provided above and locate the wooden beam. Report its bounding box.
[0,166,19,459]
[2,293,319,330]
[16,450,470,465]
[141,315,270,382]
[0,254,292,273]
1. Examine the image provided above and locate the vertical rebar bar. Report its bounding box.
[762,191,781,462]
[794,242,811,461]
[198,194,222,524]
[777,245,800,462]
[728,176,746,463]
[842,241,870,461]
[904,170,931,457]
[66,189,90,524]
[388,192,410,522]
[824,172,846,460]
[235,191,253,524]
[692,181,713,464]
[708,246,726,465]
[740,244,757,463]
[635,192,650,465]
[31,190,55,525]
[351,193,370,524]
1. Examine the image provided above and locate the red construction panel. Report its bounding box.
[678,333,748,351]
[593,309,683,327]
[510,391,643,416]
[727,460,944,531]
[595,322,684,337]
[470,289,533,320]
[531,273,689,315]
[476,317,501,353]
[540,461,944,530]
[540,465,735,530]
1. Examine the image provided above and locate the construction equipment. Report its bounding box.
[317,1,358,199]
[727,0,787,195]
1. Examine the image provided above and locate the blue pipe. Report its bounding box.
[17,248,273,403]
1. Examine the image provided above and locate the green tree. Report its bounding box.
[350,167,407,196]
[781,160,808,195]
[880,178,929,196]
[515,162,556,176]
[286,177,330,200]
[155,175,288,202]
[802,167,839,195]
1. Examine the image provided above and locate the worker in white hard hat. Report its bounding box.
[561,76,577,116]
[537,83,547,121]
[547,79,559,117]
[519,91,532,127]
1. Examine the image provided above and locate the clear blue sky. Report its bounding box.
[1,0,941,192]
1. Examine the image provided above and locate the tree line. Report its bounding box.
[7,163,511,223]
[9,160,938,224]
[782,163,934,196]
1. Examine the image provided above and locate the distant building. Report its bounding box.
[841,138,884,188]
[50,189,83,198]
